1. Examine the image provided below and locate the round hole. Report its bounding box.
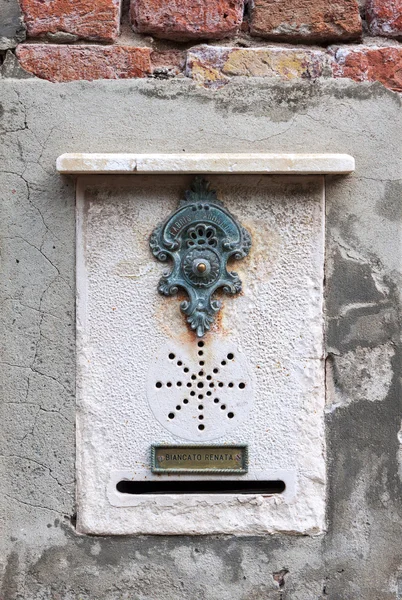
[239,382,246,389]
[191,374,197,380]
[218,382,224,388]
[198,405,204,410]
[176,405,181,410]
[198,351,203,356]
[169,353,175,360]
[177,361,183,366]
[206,375,212,380]
[199,360,205,366]
[167,382,172,388]
[228,412,234,419]
[197,382,204,389]
[190,391,196,396]
[221,404,226,410]
[198,424,205,431]
[156,381,162,388]
[214,398,219,404]
[183,399,189,404]
[228,382,234,388]
[177,381,182,387]
[198,341,204,348]
[221,360,227,366]
[198,394,204,399]
[187,382,192,388]
[206,391,212,396]
[198,371,204,377]
[227,353,234,360]
[168,412,175,419]
[184,367,189,373]
[198,414,204,420]
[209,382,214,388]
[213,368,219,374]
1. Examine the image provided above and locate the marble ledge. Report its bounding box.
[56,153,355,175]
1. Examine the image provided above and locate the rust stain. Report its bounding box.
[154,290,196,344]
[234,218,282,297]
[154,287,231,342]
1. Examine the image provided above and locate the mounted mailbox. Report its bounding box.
[60,152,354,535]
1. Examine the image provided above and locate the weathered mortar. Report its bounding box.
[0,78,401,599]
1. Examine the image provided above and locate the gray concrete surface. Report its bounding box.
[0,77,401,599]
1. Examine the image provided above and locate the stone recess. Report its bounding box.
[331,46,402,92]
[19,0,121,42]
[15,45,151,82]
[130,0,244,41]
[186,45,332,88]
[250,0,362,43]
[366,0,402,37]
[0,0,26,50]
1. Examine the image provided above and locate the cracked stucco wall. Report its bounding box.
[0,78,401,599]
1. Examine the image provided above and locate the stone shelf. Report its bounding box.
[57,153,355,175]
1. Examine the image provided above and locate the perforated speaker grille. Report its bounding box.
[147,339,253,441]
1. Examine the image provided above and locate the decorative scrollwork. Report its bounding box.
[150,177,252,337]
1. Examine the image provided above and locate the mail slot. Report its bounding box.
[75,168,328,535]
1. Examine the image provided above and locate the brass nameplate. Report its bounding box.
[151,445,248,474]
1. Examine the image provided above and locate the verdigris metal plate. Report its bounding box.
[150,177,251,337]
[151,444,248,474]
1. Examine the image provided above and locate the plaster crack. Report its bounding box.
[35,125,57,170]
[14,89,28,132]
[19,406,40,442]
[7,234,62,277]
[304,112,375,143]
[4,168,71,290]
[4,493,59,514]
[2,298,64,321]
[3,455,73,489]
[38,406,74,425]
[29,367,71,396]
[0,362,71,396]
[4,90,29,134]
[356,176,401,183]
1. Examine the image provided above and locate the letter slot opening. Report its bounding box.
[116,480,286,495]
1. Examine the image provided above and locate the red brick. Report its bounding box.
[151,50,186,76]
[187,45,331,88]
[19,0,121,43]
[366,0,402,37]
[16,45,151,82]
[332,46,402,92]
[250,0,362,43]
[130,0,244,41]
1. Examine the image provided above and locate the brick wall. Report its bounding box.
[1,0,402,90]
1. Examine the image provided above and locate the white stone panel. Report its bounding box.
[76,174,325,535]
[57,152,355,175]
